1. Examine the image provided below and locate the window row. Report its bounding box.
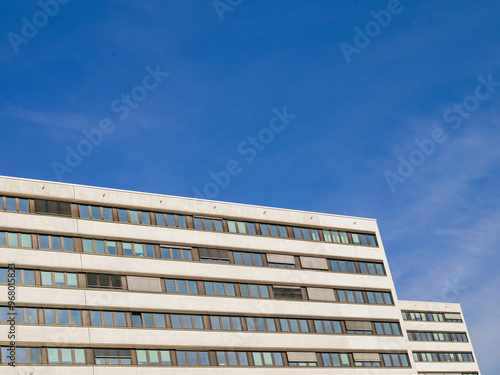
[408,331,468,342]
[0,268,394,305]
[13,197,378,247]
[413,352,474,362]
[0,347,410,367]
[402,311,463,323]
[0,307,401,335]
[1,231,386,276]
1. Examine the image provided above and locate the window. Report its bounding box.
[259,223,288,238]
[314,320,342,334]
[160,247,192,261]
[130,312,165,328]
[204,281,236,296]
[228,220,256,235]
[154,212,187,228]
[47,347,86,365]
[365,291,393,305]
[240,284,270,298]
[91,311,126,327]
[122,242,155,258]
[337,290,367,304]
[402,311,456,322]
[199,248,230,263]
[210,316,243,331]
[165,279,198,294]
[413,352,474,362]
[137,349,171,366]
[374,322,401,335]
[272,286,302,300]
[193,217,223,231]
[117,208,151,224]
[359,261,385,275]
[321,353,351,367]
[345,321,373,335]
[95,349,132,365]
[83,238,117,255]
[0,268,35,285]
[381,353,410,367]
[216,351,249,366]
[323,229,349,244]
[79,205,113,221]
[1,196,29,213]
[330,259,357,273]
[292,227,320,241]
[170,314,204,329]
[233,251,264,266]
[44,309,81,325]
[176,351,210,366]
[246,317,277,332]
[280,318,309,333]
[0,231,32,248]
[34,199,71,216]
[0,307,38,324]
[1,347,41,364]
[38,234,74,251]
[41,271,78,287]
[252,352,284,366]
[87,273,121,289]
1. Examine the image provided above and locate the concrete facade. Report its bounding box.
[0,175,480,373]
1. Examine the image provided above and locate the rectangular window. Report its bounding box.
[204,281,235,296]
[240,284,270,298]
[233,251,264,266]
[314,320,342,334]
[87,273,121,289]
[176,350,210,366]
[155,212,187,228]
[227,220,256,234]
[1,347,41,364]
[383,353,410,367]
[160,247,192,261]
[199,248,230,263]
[83,238,117,255]
[210,316,243,331]
[122,242,155,258]
[323,229,350,244]
[95,349,132,365]
[252,352,284,366]
[2,197,29,213]
[279,318,309,333]
[41,271,78,288]
[165,279,198,294]
[259,223,288,238]
[193,217,223,231]
[0,232,33,248]
[322,353,351,367]
[38,234,74,251]
[272,286,302,300]
[79,205,113,221]
[292,227,318,241]
[137,349,172,366]
[216,351,249,366]
[34,199,71,216]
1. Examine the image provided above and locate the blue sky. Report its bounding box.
[1,1,499,372]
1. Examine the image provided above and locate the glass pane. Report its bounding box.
[171,314,181,328]
[116,312,126,327]
[193,315,203,329]
[204,282,214,295]
[118,209,128,222]
[26,308,38,324]
[177,215,187,228]
[58,309,69,324]
[165,279,176,293]
[83,239,93,252]
[247,223,256,235]
[149,350,159,365]
[340,232,349,243]
[123,243,133,256]
[8,232,18,247]
[210,316,220,330]
[260,224,269,236]
[160,350,171,365]
[228,221,237,233]
[215,282,225,296]
[226,283,236,296]
[177,351,187,366]
[140,211,150,224]
[260,285,270,298]
[144,313,154,327]
[183,249,192,260]
[263,352,273,366]
[103,207,113,221]
[30,347,41,364]
[103,311,114,326]
[253,353,263,366]
[293,227,302,239]
[0,233,5,247]
[172,249,181,259]
[90,311,101,325]
[24,270,35,285]
[48,348,59,364]
[63,237,74,251]
[41,271,52,286]
[95,240,105,253]
[129,210,139,223]
[247,318,256,331]
[237,222,246,233]
[161,247,171,259]
[71,310,82,325]
[155,213,165,226]
[44,309,56,324]
[194,218,203,230]
[79,205,89,219]
[145,244,155,257]
[134,243,144,256]
[217,351,227,365]
[67,273,78,287]
[17,347,27,363]
[132,313,142,327]
[204,219,213,231]
[167,214,177,227]
[18,199,29,213]
[61,348,72,363]
[188,351,198,365]
[199,351,210,366]
[39,235,50,249]
[182,315,192,329]
[91,206,101,219]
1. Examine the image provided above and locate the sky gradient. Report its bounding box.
[1,1,499,373]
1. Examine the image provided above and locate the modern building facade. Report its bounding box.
[0,175,480,374]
